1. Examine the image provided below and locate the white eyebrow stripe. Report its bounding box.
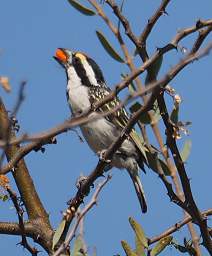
[81,58,99,86]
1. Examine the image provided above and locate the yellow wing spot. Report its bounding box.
[75,52,87,61]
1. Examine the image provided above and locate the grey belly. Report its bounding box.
[80,115,119,153]
[80,114,137,157]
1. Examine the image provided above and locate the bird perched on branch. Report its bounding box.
[54,48,148,213]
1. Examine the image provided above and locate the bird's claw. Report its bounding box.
[98,150,111,163]
[75,174,88,189]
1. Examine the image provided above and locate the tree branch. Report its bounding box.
[0,137,56,174]
[149,209,212,245]
[0,220,52,253]
[7,187,38,255]
[0,98,53,253]
[0,99,51,223]
[138,0,171,59]
[53,175,111,256]
[157,93,212,253]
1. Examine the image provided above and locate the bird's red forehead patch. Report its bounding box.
[55,48,67,62]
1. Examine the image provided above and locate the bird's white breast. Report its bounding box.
[67,66,91,113]
[66,66,136,157]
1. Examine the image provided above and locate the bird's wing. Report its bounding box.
[89,86,147,160]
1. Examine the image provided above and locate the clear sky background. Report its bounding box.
[0,1,212,255]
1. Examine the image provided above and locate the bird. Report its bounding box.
[54,48,148,213]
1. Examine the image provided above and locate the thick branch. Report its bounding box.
[0,98,51,224]
[0,220,52,253]
[157,93,212,253]
[0,221,33,236]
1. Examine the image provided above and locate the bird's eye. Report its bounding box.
[73,57,80,65]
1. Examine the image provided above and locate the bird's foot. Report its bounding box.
[76,174,92,197]
[98,149,111,164]
[76,174,88,189]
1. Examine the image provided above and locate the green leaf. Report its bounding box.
[52,219,66,250]
[150,236,173,256]
[0,194,9,202]
[146,152,171,176]
[180,140,192,162]
[96,30,125,63]
[121,73,137,95]
[129,101,161,125]
[121,240,137,256]
[145,55,163,84]
[150,101,161,124]
[67,0,96,16]
[130,130,147,162]
[129,217,148,249]
[159,159,171,176]
[128,83,137,95]
[135,235,146,256]
[2,194,9,201]
[72,235,85,256]
[170,105,179,124]
[130,102,151,124]
[172,241,191,254]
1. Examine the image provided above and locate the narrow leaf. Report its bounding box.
[129,217,148,249]
[129,101,161,125]
[128,83,137,95]
[121,73,137,95]
[135,235,146,256]
[2,194,9,202]
[72,235,85,256]
[146,152,171,176]
[145,55,163,84]
[52,219,66,250]
[130,102,151,124]
[0,194,9,202]
[159,159,171,176]
[180,140,192,162]
[96,30,125,63]
[121,240,137,256]
[150,236,173,256]
[170,105,179,124]
[150,112,161,125]
[172,242,189,253]
[68,0,96,16]
[130,130,147,161]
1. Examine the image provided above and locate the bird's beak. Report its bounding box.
[53,48,68,66]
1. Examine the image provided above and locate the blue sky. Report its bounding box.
[0,0,212,255]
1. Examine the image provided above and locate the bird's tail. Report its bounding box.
[127,170,147,213]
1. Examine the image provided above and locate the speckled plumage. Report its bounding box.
[54,48,147,213]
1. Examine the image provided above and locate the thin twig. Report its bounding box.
[53,175,111,256]
[190,25,212,54]
[7,187,38,255]
[0,82,26,167]
[171,19,212,47]
[149,209,212,245]
[0,137,56,174]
